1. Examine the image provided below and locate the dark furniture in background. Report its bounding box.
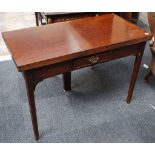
[2,14,151,140]
[35,12,107,25]
[35,12,139,26]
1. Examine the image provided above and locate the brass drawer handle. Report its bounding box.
[88,56,99,65]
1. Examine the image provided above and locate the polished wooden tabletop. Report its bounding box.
[2,14,151,71]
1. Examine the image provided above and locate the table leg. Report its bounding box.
[63,72,71,91]
[24,72,39,140]
[127,51,144,103]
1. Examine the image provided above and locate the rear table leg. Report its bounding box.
[63,72,71,91]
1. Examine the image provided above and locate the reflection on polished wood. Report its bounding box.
[2,14,152,140]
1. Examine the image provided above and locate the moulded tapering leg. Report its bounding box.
[127,51,144,103]
[24,72,39,140]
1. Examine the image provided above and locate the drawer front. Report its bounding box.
[74,52,111,69]
[74,43,142,70]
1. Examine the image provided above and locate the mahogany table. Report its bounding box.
[2,14,151,140]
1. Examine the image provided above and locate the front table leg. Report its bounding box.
[127,51,144,103]
[23,72,39,140]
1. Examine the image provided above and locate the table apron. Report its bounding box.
[26,42,145,83]
[74,42,144,69]
[27,61,73,82]
[110,43,143,60]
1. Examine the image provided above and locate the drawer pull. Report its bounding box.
[89,56,99,65]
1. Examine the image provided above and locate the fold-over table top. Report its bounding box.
[2,14,151,71]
